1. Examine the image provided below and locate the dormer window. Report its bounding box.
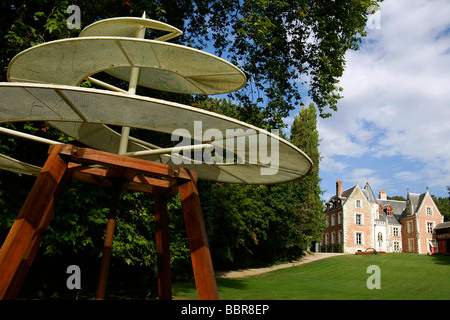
[386,205,393,216]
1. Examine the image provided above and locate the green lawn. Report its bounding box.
[172,254,450,300]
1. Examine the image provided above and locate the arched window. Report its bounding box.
[377,232,383,248]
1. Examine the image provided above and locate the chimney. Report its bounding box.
[336,179,343,197]
[379,190,387,200]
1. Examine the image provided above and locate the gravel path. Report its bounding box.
[215,253,345,279]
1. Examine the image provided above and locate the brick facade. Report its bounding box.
[343,186,374,252]
[400,190,443,254]
[322,180,444,254]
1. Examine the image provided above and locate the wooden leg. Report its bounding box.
[0,144,69,299]
[153,189,172,300]
[95,181,122,300]
[178,170,219,300]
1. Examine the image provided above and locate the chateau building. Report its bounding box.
[322,179,444,254]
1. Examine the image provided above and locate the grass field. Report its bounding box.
[172,253,450,300]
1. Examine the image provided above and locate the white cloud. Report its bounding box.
[317,123,366,158]
[320,155,348,173]
[315,0,450,198]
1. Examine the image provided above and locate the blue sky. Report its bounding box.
[285,0,450,201]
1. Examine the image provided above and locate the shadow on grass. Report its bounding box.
[430,254,450,266]
[172,278,250,299]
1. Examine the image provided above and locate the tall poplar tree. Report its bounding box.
[289,103,326,249]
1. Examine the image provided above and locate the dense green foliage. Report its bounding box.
[432,189,450,222]
[0,0,381,278]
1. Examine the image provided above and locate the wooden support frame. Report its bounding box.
[0,144,69,299]
[95,180,122,300]
[0,144,219,300]
[153,188,172,300]
[178,171,219,300]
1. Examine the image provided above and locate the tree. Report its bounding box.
[185,0,383,126]
[388,196,406,201]
[289,103,327,248]
[432,188,450,222]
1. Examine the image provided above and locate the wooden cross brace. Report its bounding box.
[0,144,218,300]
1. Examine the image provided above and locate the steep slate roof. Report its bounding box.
[376,199,405,225]
[408,192,425,211]
[324,185,355,206]
[377,199,407,220]
[375,212,402,225]
[399,190,427,219]
[341,185,356,199]
[362,182,378,204]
